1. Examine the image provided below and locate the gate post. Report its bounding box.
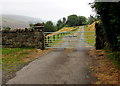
[53,35,55,41]
[34,23,45,50]
[95,23,103,50]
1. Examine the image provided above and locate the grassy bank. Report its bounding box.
[89,49,119,84]
[2,48,33,71]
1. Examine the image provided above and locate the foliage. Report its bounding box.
[3,27,11,30]
[92,2,120,68]
[63,17,66,24]
[44,21,56,32]
[29,23,34,28]
[66,15,79,26]
[57,15,87,30]
[77,16,87,25]
[57,19,62,27]
[66,15,87,26]
[87,15,98,25]
[56,18,66,30]
[93,2,120,51]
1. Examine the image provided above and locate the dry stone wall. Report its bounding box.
[2,28,45,49]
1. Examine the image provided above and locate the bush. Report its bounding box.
[3,27,11,30]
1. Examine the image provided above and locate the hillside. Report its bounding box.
[46,27,77,37]
[0,15,43,29]
[86,21,99,31]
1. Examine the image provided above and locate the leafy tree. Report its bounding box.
[66,15,79,26]
[78,16,87,25]
[66,15,87,26]
[56,15,87,30]
[87,15,98,24]
[56,19,66,30]
[63,17,66,24]
[57,19,62,27]
[44,21,55,32]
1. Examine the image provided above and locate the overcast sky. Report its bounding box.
[1,0,95,22]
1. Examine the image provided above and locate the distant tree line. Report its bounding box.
[56,15,88,31]
[28,14,98,32]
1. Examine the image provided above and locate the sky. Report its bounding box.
[0,0,95,22]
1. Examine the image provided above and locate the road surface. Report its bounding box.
[7,27,96,84]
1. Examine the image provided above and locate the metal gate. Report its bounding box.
[44,29,95,48]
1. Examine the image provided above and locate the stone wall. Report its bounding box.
[2,29,45,50]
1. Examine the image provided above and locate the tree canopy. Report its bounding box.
[66,15,79,26]
[44,21,56,32]
[78,16,87,25]
[33,15,87,32]
[56,15,87,29]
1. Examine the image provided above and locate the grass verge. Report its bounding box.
[89,49,120,84]
[2,48,52,84]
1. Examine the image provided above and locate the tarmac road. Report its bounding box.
[7,26,96,84]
